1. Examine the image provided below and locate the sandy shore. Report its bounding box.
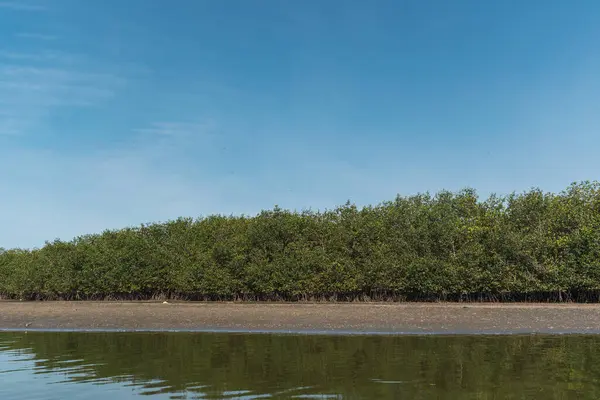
[2,302,600,334]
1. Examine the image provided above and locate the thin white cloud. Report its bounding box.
[0,50,77,63]
[133,121,218,138]
[0,51,43,61]
[0,2,46,11]
[0,62,125,135]
[0,123,20,136]
[0,66,124,83]
[0,66,120,104]
[15,33,57,40]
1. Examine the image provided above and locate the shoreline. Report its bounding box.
[2,302,600,334]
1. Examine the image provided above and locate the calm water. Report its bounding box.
[1,332,600,399]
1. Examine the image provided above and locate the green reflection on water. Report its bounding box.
[1,332,600,399]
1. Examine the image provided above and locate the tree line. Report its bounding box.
[1,181,599,301]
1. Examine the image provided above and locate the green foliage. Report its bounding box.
[1,182,600,301]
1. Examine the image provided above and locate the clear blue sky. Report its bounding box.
[1,0,599,248]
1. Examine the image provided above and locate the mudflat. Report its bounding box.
[2,302,600,334]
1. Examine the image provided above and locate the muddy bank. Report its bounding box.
[2,302,600,334]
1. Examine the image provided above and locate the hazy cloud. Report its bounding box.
[0,50,77,63]
[0,66,121,103]
[0,2,46,11]
[0,119,20,136]
[133,121,218,138]
[0,62,125,135]
[15,33,57,40]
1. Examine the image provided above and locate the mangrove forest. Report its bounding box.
[1,181,599,301]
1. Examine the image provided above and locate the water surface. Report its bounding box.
[1,332,599,399]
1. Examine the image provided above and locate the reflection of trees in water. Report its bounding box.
[0,332,599,399]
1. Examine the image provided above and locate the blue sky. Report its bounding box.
[1,0,599,248]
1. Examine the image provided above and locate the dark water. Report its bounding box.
[1,332,600,399]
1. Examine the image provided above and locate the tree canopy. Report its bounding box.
[1,182,599,301]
